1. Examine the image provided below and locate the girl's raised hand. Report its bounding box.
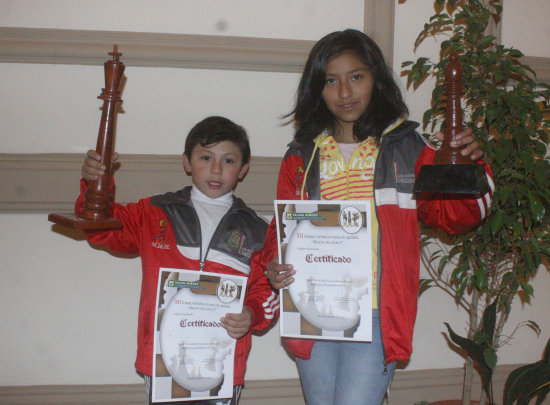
[81,149,119,181]
[265,258,296,289]
[434,127,484,161]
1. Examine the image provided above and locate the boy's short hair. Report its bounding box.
[184,116,251,165]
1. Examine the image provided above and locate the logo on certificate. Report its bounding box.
[339,206,363,234]
[217,279,238,303]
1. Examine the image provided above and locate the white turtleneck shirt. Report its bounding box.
[190,186,233,261]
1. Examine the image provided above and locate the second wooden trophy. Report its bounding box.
[413,53,489,195]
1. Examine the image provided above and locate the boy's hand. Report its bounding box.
[434,127,484,161]
[221,306,253,339]
[265,258,295,290]
[81,149,119,181]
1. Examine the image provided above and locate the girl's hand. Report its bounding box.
[221,306,253,339]
[81,149,119,181]
[434,127,484,161]
[265,258,296,289]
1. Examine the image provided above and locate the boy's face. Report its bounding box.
[182,141,249,199]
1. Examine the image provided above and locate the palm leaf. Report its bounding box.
[503,338,550,405]
[445,322,494,402]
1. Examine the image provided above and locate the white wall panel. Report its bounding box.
[502,0,550,57]
[0,63,298,157]
[0,0,364,40]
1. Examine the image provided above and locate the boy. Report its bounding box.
[77,116,278,405]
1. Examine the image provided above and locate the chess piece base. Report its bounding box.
[48,212,122,230]
[413,164,489,195]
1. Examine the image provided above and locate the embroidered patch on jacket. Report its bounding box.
[152,218,171,249]
[392,161,415,185]
[226,230,253,259]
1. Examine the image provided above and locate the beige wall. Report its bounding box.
[1,0,549,388]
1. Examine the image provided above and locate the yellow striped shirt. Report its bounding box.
[316,132,379,309]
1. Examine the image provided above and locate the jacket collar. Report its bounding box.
[379,119,420,145]
[151,186,249,212]
[297,118,419,200]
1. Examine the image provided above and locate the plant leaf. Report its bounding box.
[527,320,542,335]
[484,348,497,370]
[445,322,494,400]
[504,349,550,405]
[482,299,498,344]
[418,278,433,296]
[521,282,534,299]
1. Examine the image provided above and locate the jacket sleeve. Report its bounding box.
[245,234,280,331]
[277,153,306,200]
[259,151,305,268]
[252,151,304,274]
[244,152,305,326]
[415,146,494,235]
[75,178,145,254]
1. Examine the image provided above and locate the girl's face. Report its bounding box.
[321,50,374,139]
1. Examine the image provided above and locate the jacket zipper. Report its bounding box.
[198,207,234,271]
[304,130,391,368]
[375,135,389,370]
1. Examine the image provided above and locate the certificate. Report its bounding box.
[274,200,372,342]
[152,268,247,403]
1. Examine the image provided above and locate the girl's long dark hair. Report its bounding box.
[289,29,408,143]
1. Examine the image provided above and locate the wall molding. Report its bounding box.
[0,27,314,73]
[523,56,550,84]
[2,24,548,81]
[1,364,541,405]
[0,153,281,215]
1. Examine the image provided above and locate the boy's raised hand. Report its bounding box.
[81,149,119,181]
[221,306,253,339]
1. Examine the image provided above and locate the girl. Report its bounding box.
[262,29,493,405]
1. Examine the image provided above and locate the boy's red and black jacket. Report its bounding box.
[259,119,494,364]
[75,184,278,385]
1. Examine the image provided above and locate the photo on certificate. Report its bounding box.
[274,200,373,342]
[151,268,247,403]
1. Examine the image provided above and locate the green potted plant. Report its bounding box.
[401,0,550,404]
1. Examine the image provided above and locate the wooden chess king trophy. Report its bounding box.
[413,53,489,195]
[48,46,124,230]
